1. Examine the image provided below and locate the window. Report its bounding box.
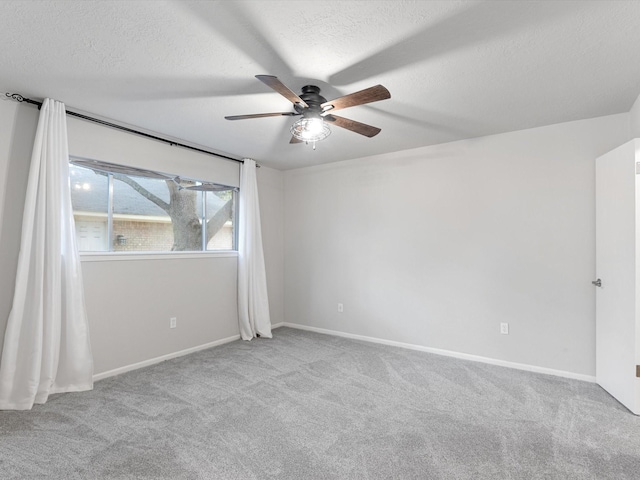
[69,158,236,252]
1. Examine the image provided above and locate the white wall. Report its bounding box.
[284,113,629,377]
[257,165,285,326]
[0,101,38,350]
[0,101,285,378]
[630,93,640,139]
[66,115,240,188]
[82,254,239,374]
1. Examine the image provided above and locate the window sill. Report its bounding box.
[79,250,238,262]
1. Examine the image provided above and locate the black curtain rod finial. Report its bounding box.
[6,92,42,110]
[6,93,25,102]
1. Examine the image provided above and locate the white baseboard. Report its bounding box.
[93,323,596,384]
[93,334,241,382]
[281,322,596,383]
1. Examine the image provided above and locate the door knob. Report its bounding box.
[592,278,602,287]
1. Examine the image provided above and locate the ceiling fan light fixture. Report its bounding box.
[290,117,331,143]
[226,75,390,147]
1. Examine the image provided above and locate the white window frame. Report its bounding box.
[69,156,238,256]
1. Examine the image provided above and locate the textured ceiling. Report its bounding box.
[1,0,640,170]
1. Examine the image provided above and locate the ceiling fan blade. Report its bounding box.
[289,136,303,144]
[321,85,390,113]
[256,75,309,108]
[324,115,381,137]
[225,112,298,120]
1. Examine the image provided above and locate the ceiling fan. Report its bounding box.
[225,75,391,147]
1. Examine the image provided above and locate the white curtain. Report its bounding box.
[237,159,272,340]
[0,99,93,410]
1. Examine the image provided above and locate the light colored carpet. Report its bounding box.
[1,327,639,479]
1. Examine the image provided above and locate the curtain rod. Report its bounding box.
[4,93,244,165]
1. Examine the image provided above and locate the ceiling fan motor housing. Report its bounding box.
[294,85,327,117]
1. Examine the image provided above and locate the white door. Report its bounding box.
[595,140,638,414]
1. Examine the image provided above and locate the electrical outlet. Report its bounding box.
[337,303,344,313]
[500,322,509,335]
[170,317,177,329]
